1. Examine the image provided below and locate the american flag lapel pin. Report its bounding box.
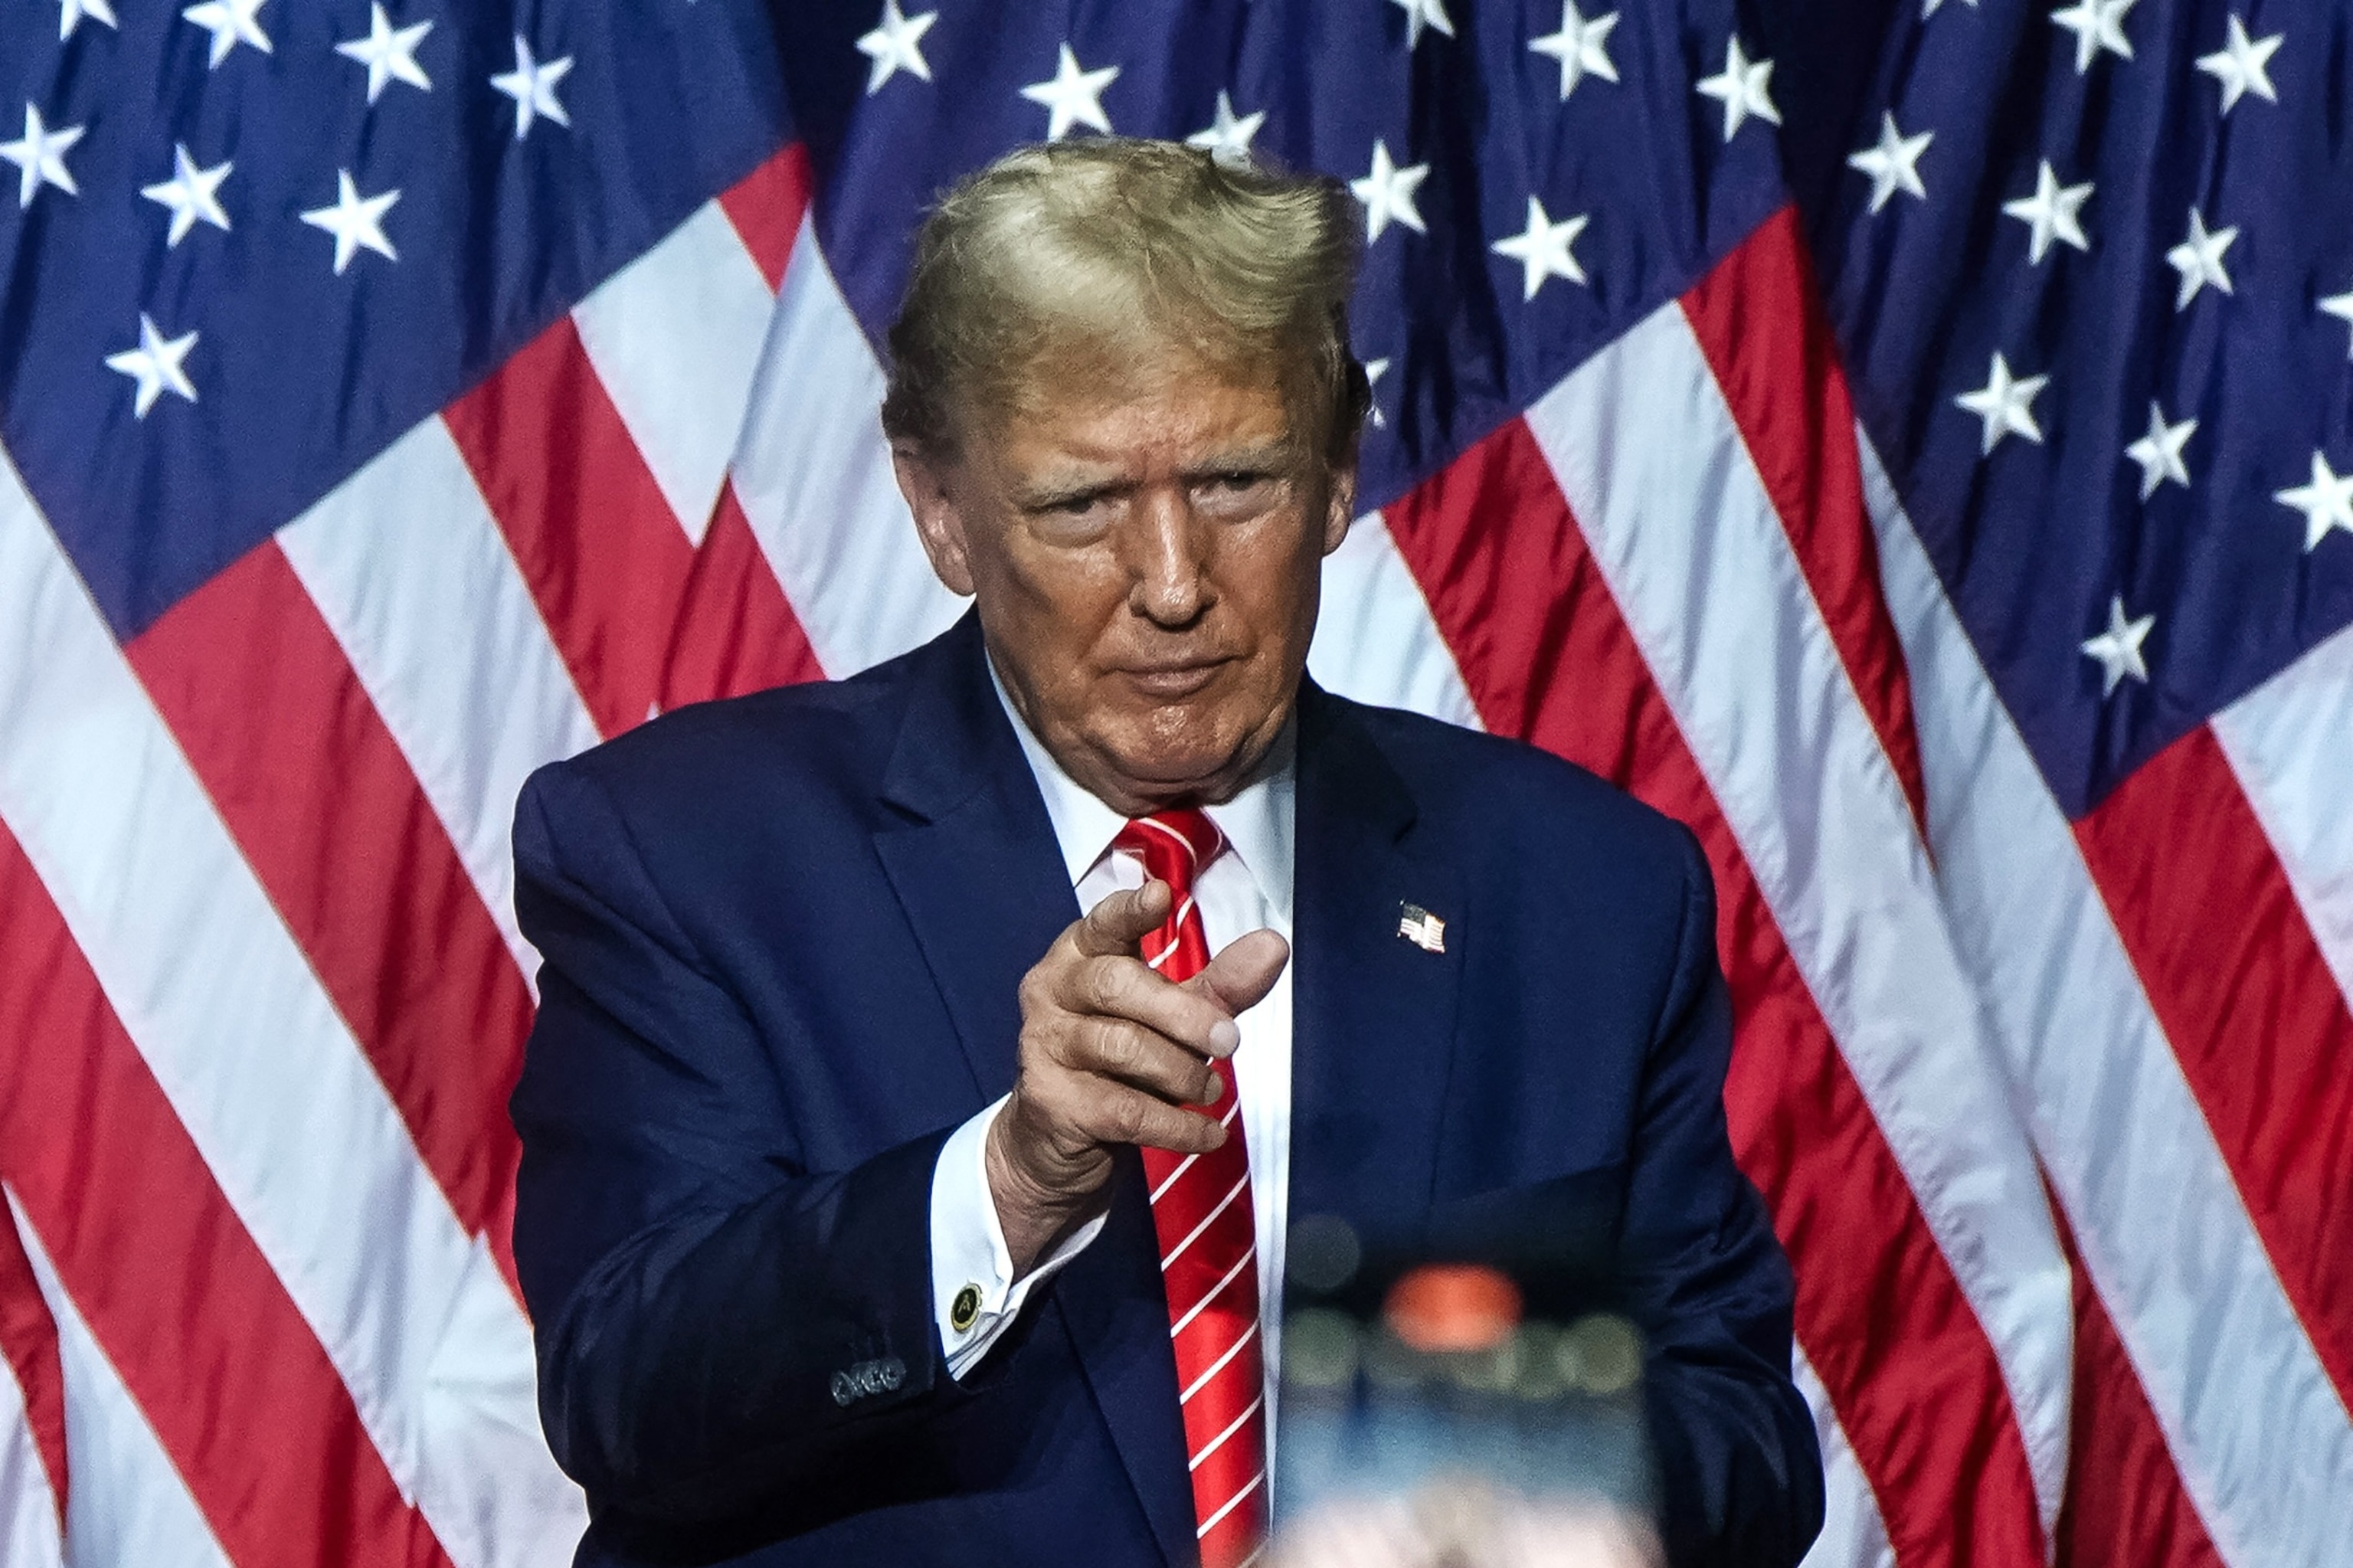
[1397,902,1445,954]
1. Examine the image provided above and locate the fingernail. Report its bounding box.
[1203,1072,1223,1104]
[1209,1019,1239,1056]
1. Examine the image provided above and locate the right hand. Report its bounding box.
[985,878,1289,1274]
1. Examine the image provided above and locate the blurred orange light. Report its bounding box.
[1383,1263,1523,1354]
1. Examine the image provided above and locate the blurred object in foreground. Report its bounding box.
[1272,1242,1661,1568]
[1271,1478,1663,1568]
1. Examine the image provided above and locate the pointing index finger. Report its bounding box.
[1073,879,1170,958]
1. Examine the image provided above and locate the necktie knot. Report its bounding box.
[1112,810,1226,902]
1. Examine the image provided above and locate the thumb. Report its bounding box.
[1186,929,1290,1019]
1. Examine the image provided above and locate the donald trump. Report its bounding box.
[509,139,1822,1567]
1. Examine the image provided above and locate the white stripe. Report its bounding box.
[1161,1174,1252,1272]
[1307,509,1483,729]
[1190,1393,1263,1471]
[2211,619,2353,1013]
[8,1191,229,1568]
[1131,814,1208,866]
[730,218,963,677]
[1857,429,2353,1567]
[0,458,586,1568]
[1170,1248,1257,1340]
[277,416,604,980]
[0,1374,61,1568]
[1795,1345,1896,1568]
[0,1213,62,1568]
[1144,894,1199,970]
[1196,1468,1265,1537]
[1181,1320,1260,1405]
[1523,305,2074,1530]
[572,199,776,548]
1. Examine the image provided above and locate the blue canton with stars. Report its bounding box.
[1788,0,2353,817]
[0,0,789,640]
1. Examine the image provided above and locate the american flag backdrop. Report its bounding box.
[0,0,2347,1562]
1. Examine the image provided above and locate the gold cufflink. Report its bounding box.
[951,1284,982,1334]
[1398,902,1445,953]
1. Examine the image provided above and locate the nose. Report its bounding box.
[1126,487,1212,628]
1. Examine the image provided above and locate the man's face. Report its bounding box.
[895,350,1353,814]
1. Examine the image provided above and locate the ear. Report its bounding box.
[1318,459,1358,559]
[892,442,977,597]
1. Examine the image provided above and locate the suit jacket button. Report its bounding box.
[830,1370,857,1407]
[877,1357,905,1391]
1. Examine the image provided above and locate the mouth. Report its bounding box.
[1116,659,1232,700]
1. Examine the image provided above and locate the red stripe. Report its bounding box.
[661,480,826,706]
[0,824,456,1568]
[1680,208,1929,834]
[2048,1205,2225,1568]
[126,542,531,1291]
[718,142,813,293]
[0,1208,67,1532]
[442,315,695,738]
[2074,723,2353,1407]
[1382,415,2044,1568]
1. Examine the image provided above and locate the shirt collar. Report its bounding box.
[989,657,1295,924]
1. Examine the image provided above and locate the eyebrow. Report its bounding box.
[1012,443,1298,512]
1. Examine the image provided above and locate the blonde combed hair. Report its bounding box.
[881,138,1370,464]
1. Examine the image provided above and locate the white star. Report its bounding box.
[299,169,400,275]
[181,0,270,67]
[2051,0,2135,75]
[1389,0,1454,49]
[1186,91,1265,166]
[855,0,935,95]
[0,104,83,209]
[2122,402,2195,499]
[1491,195,1589,300]
[1696,36,1779,142]
[1530,2,1618,100]
[58,0,116,40]
[1019,43,1118,141]
[1847,112,1932,214]
[490,34,573,139]
[489,35,571,139]
[139,143,231,247]
[336,4,432,104]
[2319,287,2353,358]
[1363,356,1390,429]
[2275,451,2353,551]
[1954,352,2047,455]
[2165,208,2237,310]
[2196,16,2281,114]
[2001,160,2093,264]
[1350,139,1428,241]
[104,314,198,418]
[2080,596,2154,697]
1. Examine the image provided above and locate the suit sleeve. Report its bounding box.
[1626,826,1826,1568]
[509,759,976,1534]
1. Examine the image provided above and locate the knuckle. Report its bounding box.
[1107,1095,1151,1146]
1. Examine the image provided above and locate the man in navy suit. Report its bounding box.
[509,139,1821,1567]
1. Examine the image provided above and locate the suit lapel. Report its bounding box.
[871,615,1077,1104]
[1287,684,1463,1238]
[869,615,1196,1562]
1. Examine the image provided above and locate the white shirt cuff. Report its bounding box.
[929,1095,1108,1380]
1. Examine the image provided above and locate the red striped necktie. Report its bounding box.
[1112,810,1268,1568]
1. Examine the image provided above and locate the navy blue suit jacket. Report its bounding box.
[509,611,1822,1567]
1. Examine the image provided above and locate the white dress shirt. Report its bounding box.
[928,675,1295,1444]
